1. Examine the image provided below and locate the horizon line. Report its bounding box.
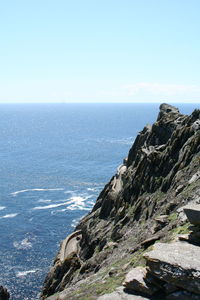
[0,101,199,105]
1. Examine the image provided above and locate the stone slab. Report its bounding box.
[143,242,200,294]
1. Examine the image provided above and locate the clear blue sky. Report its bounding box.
[0,0,200,103]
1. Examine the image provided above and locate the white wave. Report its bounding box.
[87,188,96,192]
[33,201,69,210]
[0,206,6,210]
[67,206,91,211]
[13,238,32,250]
[16,269,38,277]
[34,194,93,211]
[11,188,64,196]
[37,199,52,203]
[0,213,18,219]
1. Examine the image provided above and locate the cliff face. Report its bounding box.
[41,104,200,300]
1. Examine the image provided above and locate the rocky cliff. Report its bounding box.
[40,103,200,300]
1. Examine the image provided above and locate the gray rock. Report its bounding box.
[192,119,200,131]
[0,286,9,300]
[154,215,168,224]
[183,204,200,225]
[123,267,160,295]
[189,172,200,184]
[166,290,200,300]
[143,242,200,294]
[175,185,185,195]
[97,286,151,300]
[157,103,179,121]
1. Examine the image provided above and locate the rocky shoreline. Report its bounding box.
[39,103,200,299]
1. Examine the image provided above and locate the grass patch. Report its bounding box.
[171,223,190,236]
[168,212,178,222]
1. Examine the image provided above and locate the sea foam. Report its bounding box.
[13,238,32,250]
[16,269,38,277]
[0,213,18,219]
[11,188,64,196]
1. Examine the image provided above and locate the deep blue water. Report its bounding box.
[0,103,198,299]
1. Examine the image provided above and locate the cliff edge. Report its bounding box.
[40,103,200,300]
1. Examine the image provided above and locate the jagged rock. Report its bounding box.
[157,103,179,121]
[144,242,200,294]
[175,185,185,195]
[192,119,200,131]
[154,215,168,224]
[183,204,200,225]
[189,172,200,184]
[41,253,81,299]
[123,267,161,295]
[0,286,9,300]
[103,241,118,250]
[152,215,169,233]
[166,290,200,300]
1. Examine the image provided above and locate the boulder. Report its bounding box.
[183,204,200,225]
[143,242,200,294]
[0,286,9,300]
[123,267,160,295]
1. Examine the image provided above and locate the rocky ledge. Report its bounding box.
[40,103,200,299]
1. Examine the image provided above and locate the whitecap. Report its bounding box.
[0,213,18,219]
[33,201,69,210]
[87,187,102,193]
[34,194,93,211]
[66,195,94,211]
[87,188,96,191]
[16,269,38,277]
[0,206,6,211]
[37,199,52,203]
[11,188,64,196]
[13,238,32,250]
[67,206,91,211]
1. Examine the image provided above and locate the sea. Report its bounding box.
[0,103,198,299]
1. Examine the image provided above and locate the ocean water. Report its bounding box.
[0,103,198,299]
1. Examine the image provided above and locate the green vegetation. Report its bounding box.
[171,223,190,236]
[168,212,178,222]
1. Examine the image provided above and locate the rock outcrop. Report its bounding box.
[0,286,9,300]
[40,103,200,299]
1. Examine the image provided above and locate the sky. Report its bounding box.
[0,0,200,103]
